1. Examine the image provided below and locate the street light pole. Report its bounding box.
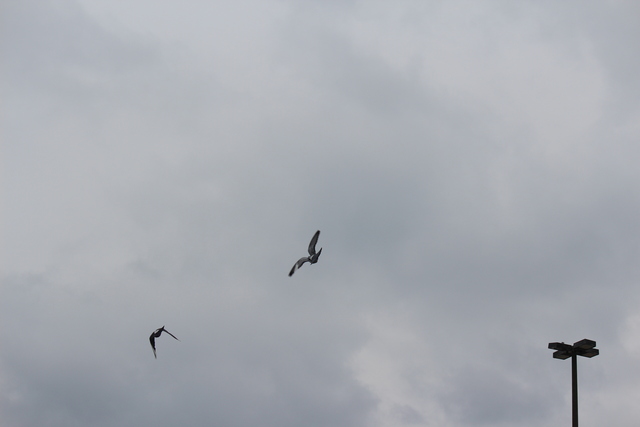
[548,339,599,427]
[572,354,578,427]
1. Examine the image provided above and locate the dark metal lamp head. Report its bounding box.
[549,342,573,351]
[548,339,599,359]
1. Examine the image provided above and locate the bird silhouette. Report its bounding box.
[149,326,179,358]
[289,230,322,276]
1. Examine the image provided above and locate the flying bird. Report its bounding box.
[149,326,179,359]
[289,230,322,276]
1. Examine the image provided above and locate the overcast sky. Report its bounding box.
[2,1,640,426]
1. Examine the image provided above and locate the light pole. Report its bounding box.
[548,339,599,427]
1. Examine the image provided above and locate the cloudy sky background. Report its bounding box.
[2,1,640,426]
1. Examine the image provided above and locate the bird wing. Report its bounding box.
[149,334,157,358]
[163,329,179,341]
[312,247,322,262]
[289,257,309,276]
[308,230,320,256]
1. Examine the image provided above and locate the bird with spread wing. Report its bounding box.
[289,230,322,276]
[149,326,179,359]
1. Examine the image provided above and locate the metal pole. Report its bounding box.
[572,354,578,427]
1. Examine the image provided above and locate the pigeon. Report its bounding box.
[149,326,179,359]
[289,230,322,276]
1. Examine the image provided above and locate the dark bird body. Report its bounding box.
[289,230,322,276]
[149,326,179,358]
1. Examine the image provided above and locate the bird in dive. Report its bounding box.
[289,230,322,276]
[149,326,179,358]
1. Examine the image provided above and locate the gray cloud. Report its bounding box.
[3,0,640,426]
